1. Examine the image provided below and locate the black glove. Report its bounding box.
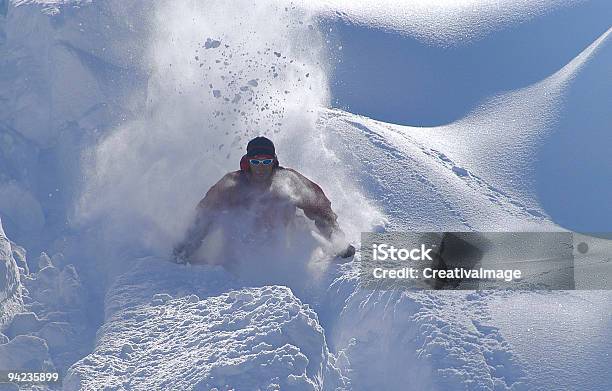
[172,244,189,264]
[337,244,356,259]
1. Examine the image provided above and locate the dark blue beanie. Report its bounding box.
[246,136,275,157]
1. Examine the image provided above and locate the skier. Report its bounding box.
[172,136,355,264]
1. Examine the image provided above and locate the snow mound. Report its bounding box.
[327,269,529,391]
[66,258,346,390]
[0,220,92,376]
[0,334,51,371]
[318,109,552,231]
[318,24,611,231]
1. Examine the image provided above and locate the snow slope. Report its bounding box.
[313,22,612,385]
[0,0,611,390]
[319,24,611,232]
[316,102,612,390]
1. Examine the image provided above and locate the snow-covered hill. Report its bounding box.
[0,0,611,390]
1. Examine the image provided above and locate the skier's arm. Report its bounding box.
[290,170,354,258]
[173,174,234,262]
[301,196,339,239]
[292,171,340,239]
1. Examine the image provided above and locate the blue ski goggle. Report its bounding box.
[249,158,274,166]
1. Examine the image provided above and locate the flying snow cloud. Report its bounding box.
[75,0,381,270]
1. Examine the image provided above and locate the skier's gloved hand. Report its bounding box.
[172,244,189,264]
[337,244,356,259]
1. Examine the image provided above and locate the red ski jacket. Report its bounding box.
[176,166,339,261]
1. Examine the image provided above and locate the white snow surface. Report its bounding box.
[308,0,585,46]
[0,218,23,329]
[317,22,610,232]
[64,258,346,390]
[0,0,611,391]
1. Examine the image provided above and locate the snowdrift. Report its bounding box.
[65,258,346,391]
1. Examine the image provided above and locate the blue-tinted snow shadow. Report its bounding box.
[324,0,612,127]
[535,33,612,232]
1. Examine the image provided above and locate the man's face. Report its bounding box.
[248,155,275,183]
